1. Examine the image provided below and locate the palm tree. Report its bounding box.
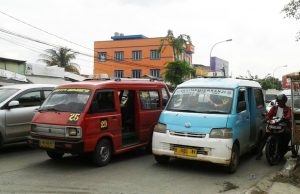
[159,30,192,61]
[39,47,80,74]
[159,30,194,87]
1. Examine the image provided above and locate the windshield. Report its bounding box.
[40,88,92,113]
[166,88,234,114]
[0,88,19,103]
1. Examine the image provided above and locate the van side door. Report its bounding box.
[235,88,250,153]
[250,88,266,144]
[84,89,122,151]
[138,89,162,143]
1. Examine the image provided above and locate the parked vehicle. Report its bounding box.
[28,79,170,166]
[0,84,55,148]
[152,78,266,173]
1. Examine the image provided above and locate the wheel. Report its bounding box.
[291,144,299,158]
[46,151,64,159]
[92,139,112,167]
[265,136,281,165]
[154,155,170,164]
[226,144,239,173]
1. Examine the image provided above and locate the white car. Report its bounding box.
[0,84,55,148]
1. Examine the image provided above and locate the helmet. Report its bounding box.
[276,94,287,103]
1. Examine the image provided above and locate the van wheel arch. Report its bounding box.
[92,137,114,167]
[226,141,240,173]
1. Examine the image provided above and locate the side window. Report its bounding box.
[237,89,246,113]
[17,91,42,107]
[44,90,52,99]
[139,90,160,110]
[162,88,169,108]
[89,90,115,114]
[254,89,264,108]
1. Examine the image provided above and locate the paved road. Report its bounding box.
[0,143,283,194]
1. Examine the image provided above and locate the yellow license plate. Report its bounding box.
[39,139,55,149]
[174,147,197,157]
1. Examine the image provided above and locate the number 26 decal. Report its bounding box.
[69,113,80,122]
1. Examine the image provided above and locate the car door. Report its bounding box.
[5,89,43,139]
[235,88,250,153]
[138,89,163,142]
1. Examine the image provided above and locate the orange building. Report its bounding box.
[94,34,193,79]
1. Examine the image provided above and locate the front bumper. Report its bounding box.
[28,136,84,154]
[152,131,233,166]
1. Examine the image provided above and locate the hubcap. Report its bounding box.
[99,146,109,161]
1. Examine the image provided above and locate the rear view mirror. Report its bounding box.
[8,100,20,108]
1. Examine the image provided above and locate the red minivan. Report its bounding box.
[28,79,170,166]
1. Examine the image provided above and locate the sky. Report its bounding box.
[0,0,299,79]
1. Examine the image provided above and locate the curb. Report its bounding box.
[244,157,299,194]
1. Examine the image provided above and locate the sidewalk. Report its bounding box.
[245,156,300,194]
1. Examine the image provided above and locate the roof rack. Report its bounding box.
[114,78,161,82]
[235,77,255,81]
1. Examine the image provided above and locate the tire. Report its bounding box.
[265,136,281,165]
[226,144,239,173]
[47,151,64,159]
[292,144,299,158]
[154,155,170,164]
[92,139,112,167]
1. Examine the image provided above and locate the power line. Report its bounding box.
[0,9,93,51]
[0,25,166,70]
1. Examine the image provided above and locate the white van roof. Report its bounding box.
[178,78,261,89]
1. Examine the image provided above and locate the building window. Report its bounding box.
[132,50,142,61]
[98,52,107,62]
[114,70,124,78]
[114,51,124,61]
[132,69,141,78]
[150,69,160,77]
[150,50,160,60]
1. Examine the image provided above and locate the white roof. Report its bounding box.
[178,78,261,89]
[1,84,56,90]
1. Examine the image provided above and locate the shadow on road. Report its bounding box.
[26,148,150,170]
[152,151,258,175]
[0,142,35,155]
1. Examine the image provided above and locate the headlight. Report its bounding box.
[209,128,232,139]
[66,127,82,137]
[31,124,37,132]
[154,123,167,133]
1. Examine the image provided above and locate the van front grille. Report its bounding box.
[169,131,206,138]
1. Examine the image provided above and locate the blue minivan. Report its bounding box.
[152,78,266,173]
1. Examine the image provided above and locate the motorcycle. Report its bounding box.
[265,117,291,165]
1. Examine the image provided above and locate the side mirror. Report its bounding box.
[8,100,20,108]
[237,101,246,113]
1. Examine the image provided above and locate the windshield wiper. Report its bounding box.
[204,110,227,114]
[38,106,60,112]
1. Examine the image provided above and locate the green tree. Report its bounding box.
[159,30,192,61]
[164,61,195,88]
[159,30,194,87]
[282,0,300,40]
[39,47,80,74]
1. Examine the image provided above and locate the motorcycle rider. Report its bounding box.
[256,93,292,160]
